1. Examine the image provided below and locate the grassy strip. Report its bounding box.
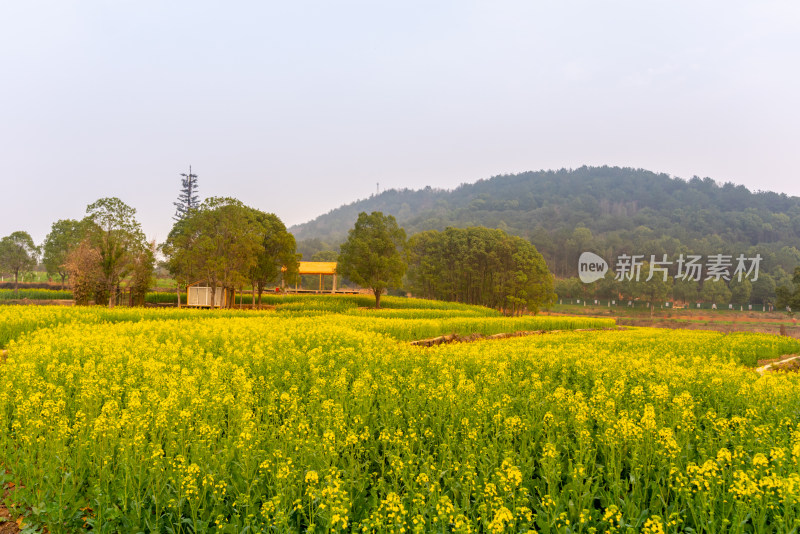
[0,288,72,300]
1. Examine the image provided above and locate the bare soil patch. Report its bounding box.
[616,317,800,338]
[0,480,22,533]
[409,327,625,347]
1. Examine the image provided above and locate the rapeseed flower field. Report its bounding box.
[0,300,798,533]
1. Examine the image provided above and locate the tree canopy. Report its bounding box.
[163,198,297,307]
[337,212,406,308]
[42,219,86,288]
[0,231,39,296]
[250,210,299,306]
[82,197,149,307]
[776,267,800,312]
[290,167,800,302]
[406,226,556,314]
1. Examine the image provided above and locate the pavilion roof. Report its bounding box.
[293,261,337,275]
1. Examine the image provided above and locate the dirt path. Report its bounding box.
[409,327,626,347]
[756,354,800,375]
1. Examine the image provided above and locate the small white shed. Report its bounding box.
[186,282,231,308]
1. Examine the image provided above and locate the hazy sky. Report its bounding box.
[2,1,799,244]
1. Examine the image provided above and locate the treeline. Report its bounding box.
[164,197,298,307]
[1,199,155,306]
[2,199,558,313]
[556,272,767,308]
[0,197,298,309]
[406,227,555,314]
[332,213,556,312]
[556,264,800,310]
[291,166,800,297]
[6,164,800,311]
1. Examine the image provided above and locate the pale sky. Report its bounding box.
[2,1,799,245]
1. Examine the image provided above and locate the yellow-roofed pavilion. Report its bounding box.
[283,261,339,293]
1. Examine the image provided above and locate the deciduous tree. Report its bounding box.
[672,278,699,306]
[776,267,800,313]
[406,226,555,314]
[83,198,149,307]
[729,278,753,307]
[700,279,732,307]
[42,219,85,288]
[163,198,297,308]
[0,231,39,296]
[639,261,673,316]
[338,212,406,308]
[750,274,776,307]
[64,239,102,305]
[249,210,298,307]
[129,242,156,306]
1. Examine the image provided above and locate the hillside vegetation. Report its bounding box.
[291,166,800,285]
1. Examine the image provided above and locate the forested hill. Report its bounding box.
[290,166,800,280]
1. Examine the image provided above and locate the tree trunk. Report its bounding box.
[108,280,115,308]
[252,282,256,309]
[176,284,181,309]
[374,288,381,309]
[13,270,19,298]
[60,273,66,290]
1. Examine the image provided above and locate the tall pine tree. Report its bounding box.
[173,166,199,221]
